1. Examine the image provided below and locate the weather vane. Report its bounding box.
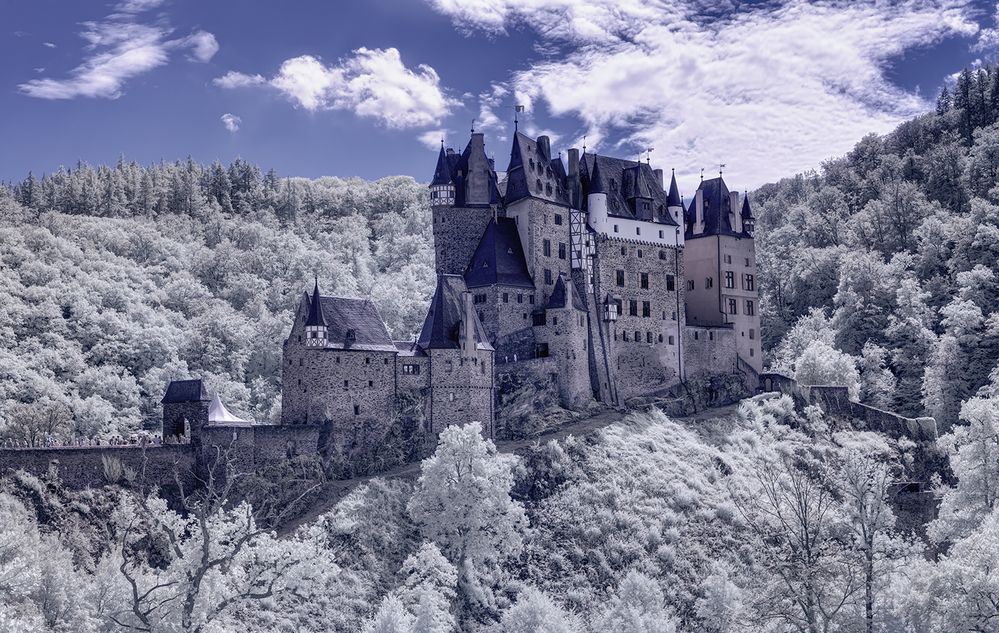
[514,104,525,131]
[646,148,655,164]
[718,163,726,176]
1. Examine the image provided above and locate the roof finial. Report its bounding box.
[471,119,475,134]
[719,163,726,177]
[514,104,525,132]
[440,137,444,148]
[582,135,587,154]
[646,147,654,164]
[700,168,704,182]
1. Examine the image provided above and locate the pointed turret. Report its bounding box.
[667,169,682,208]
[586,157,608,231]
[305,278,328,347]
[741,192,755,236]
[429,143,456,207]
[588,158,605,193]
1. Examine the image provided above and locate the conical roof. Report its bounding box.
[430,144,453,186]
[207,394,252,425]
[588,157,605,194]
[667,169,682,208]
[741,192,754,219]
[305,278,327,327]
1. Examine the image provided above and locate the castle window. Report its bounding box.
[616,270,625,287]
[530,158,535,169]
[368,380,373,387]
[744,274,755,291]
[706,277,714,289]
[659,230,664,239]
[745,257,751,266]
[710,331,715,340]
[299,359,303,366]
[533,312,546,326]
[289,359,292,366]
[725,271,735,288]
[622,331,629,342]
[613,225,619,233]
[750,348,755,357]
[344,380,348,388]
[543,239,551,257]
[553,316,558,326]
[629,299,638,316]
[448,392,455,402]
[647,332,653,343]
[536,179,542,193]
[503,292,509,303]
[365,357,370,364]
[555,214,563,225]
[445,360,453,372]
[403,364,421,375]
[687,280,695,291]
[517,293,523,303]
[669,335,675,345]
[634,330,641,342]
[336,356,341,363]
[749,328,756,340]
[746,300,755,316]
[559,243,566,259]
[298,335,302,343]
[481,363,486,374]
[529,295,535,304]
[666,274,675,291]
[523,313,528,320]
[384,358,389,365]
[621,247,626,256]
[544,269,553,285]
[640,272,649,289]
[658,334,664,343]
[660,250,666,260]
[642,301,651,317]
[728,298,738,315]
[354,405,360,416]
[672,311,677,320]
[637,249,643,258]
[636,227,641,236]
[694,331,699,340]
[725,254,732,264]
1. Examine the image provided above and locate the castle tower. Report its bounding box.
[430,134,498,276]
[667,169,683,225]
[683,177,762,373]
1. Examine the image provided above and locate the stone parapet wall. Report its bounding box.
[759,372,937,442]
[0,444,196,491]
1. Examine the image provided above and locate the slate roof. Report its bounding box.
[580,153,679,226]
[162,379,211,404]
[741,193,754,219]
[504,132,572,206]
[684,176,751,239]
[305,278,327,327]
[667,170,682,208]
[417,275,493,351]
[430,140,502,206]
[464,217,535,289]
[546,273,586,311]
[303,294,397,352]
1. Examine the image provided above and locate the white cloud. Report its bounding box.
[973,3,999,54]
[19,5,217,100]
[42,42,56,48]
[221,113,241,132]
[215,47,457,129]
[418,129,447,150]
[213,71,266,89]
[435,0,981,187]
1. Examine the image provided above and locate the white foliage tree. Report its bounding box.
[594,570,678,633]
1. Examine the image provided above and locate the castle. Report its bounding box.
[278,130,762,439]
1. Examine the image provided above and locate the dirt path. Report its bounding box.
[278,402,742,535]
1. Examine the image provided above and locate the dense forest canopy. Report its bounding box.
[753,62,999,428]
[0,160,436,436]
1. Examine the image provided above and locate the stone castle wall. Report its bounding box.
[683,324,738,379]
[505,197,573,302]
[592,234,685,401]
[0,444,197,491]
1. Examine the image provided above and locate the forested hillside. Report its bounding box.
[0,161,436,437]
[754,63,999,428]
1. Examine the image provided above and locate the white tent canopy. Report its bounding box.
[207,394,252,426]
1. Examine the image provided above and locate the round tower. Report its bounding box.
[586,157,608,231]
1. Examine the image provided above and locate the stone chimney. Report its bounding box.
[694,189,705,235]
[462,290,476,355]
[653,168,664,189]
[729,191,742,233]
[466,133,489,205]
[567,148,580,207]
[537,135,551,160]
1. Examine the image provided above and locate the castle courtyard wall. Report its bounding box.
[0,445,197,491]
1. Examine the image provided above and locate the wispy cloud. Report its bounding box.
[430,0,980,187]
[418,129,447,150]
[215,47,457,129]
[220,113,241,133]
[42,42,56,48]
[18,0,218,100]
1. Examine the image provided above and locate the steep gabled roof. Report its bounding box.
[464,217,535,289]
[685,176,751,239]
[162,379,211,404]
[546,273,586,311]
[300,294,397,352]
[741,192,754,219]
[417,275,493,351]
[581,153,678,226]
[504,132,571,206]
